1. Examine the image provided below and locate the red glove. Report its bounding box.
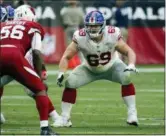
[41,70,47,80]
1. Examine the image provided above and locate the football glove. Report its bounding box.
[57,72,64,87]
[124,64,138,73]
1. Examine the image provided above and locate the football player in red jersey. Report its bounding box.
[0,5,58,135]
[0,5,60,126]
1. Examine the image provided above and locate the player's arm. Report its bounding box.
[115,38,136,65]
[115,38,138,72]
[59,41,78,73]
[57,41,78,87]
[31,32,44,78]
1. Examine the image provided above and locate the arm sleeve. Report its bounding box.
[31,32,43,51]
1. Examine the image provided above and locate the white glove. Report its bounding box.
[124,64,138,73]
[57,72,64,87]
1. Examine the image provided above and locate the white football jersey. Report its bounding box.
[73,26,122,73]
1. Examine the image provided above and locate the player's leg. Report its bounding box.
[52,65,96,127]
[0,75,14,87]
[105,59,138,126]
[7,54,57,135]
[0,48,57,134]
[0,76,5,124]
[0,87,4,101]
[0,112,5,124]
[0,87,5,124]
[24,49,60,122]
[0,75,14,124]
[24,86,60,122]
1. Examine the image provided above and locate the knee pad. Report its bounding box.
[121,71,132,85]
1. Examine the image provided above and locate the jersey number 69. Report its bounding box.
[87,52,111,66]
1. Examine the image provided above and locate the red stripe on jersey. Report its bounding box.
[30,7,36,15]
[118,35,122,41]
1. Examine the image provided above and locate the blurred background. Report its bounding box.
[2,0,165,67]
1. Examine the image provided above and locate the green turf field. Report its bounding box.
[1,65,165,135]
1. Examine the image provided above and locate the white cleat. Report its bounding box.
[127,109,138,126]
[0,113,6,124]
[51,116,72,128]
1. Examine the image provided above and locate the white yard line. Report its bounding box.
[2,100,164,108]
[2,111,164,121]
[2,89,164,100]
[2,103,161,108]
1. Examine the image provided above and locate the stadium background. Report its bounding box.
[31,0,164,65]
[1,0,165,135]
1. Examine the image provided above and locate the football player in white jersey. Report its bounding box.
[53,10,138,127]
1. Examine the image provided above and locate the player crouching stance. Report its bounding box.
[0,5,60,126]
[53,11,139,127]
[0,5,58,135]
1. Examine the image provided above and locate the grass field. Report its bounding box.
[1,65,165,135]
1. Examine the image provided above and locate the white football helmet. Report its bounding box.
[14,5,36,21]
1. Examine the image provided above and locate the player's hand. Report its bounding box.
[57,72,64,87]
[124,64,138,73]
[41,70,47,80]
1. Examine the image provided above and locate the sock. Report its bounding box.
[40,120,48,128]
[35,95,49,127]
[48,97,60,121]
[61,102,73,119]
[61,88,77,119]
[49,110,60,121]
[121,83,136,110]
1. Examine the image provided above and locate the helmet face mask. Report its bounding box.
[84,11,106,38]
[85,24,103,38]
[14,5,36,22]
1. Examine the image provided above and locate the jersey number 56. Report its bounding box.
[0,25,25,40]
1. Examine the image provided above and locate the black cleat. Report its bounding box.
[127,121,138,126]
[40,126,58,135]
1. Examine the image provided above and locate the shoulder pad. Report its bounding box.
[27,21,45,40]
[72,28,86,44]
[106,26,122,42]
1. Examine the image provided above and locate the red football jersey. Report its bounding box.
[0,20,45,55]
